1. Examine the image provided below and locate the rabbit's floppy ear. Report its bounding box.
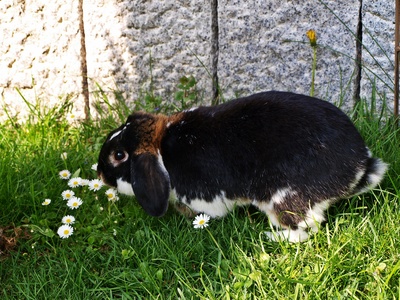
[131,152,170,217]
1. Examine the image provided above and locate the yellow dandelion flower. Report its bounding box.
[306,29,317,47]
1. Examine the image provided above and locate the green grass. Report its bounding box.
[0,89,399,300]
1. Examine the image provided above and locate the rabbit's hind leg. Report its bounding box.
[255,189,331,243]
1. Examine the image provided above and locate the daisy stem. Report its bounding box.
[107,201,122,216]
[206,228,227,260]
[107,202,112,217]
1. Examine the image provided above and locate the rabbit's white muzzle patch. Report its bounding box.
[116,178,134,196]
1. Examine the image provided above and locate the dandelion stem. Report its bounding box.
[306,29,318,97]
[311,46,317,97]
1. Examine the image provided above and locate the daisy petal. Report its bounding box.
[68,177,82,188]
[105,188,118,201]
[61,215,76,225]
[66,197,83,209]
[88,179,103,191]
[42,199,51,206]
[59,170,71,180]
[61,190,75,200]
[193,214,211,229]
[57,225,74,239]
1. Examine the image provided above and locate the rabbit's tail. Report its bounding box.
[349,155,387,196]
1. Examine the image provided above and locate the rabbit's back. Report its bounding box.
[161,91,369,202]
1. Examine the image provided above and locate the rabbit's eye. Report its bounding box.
[114,151,127,162]
[109,150,128,167]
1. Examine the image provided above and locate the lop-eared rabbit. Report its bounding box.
[97,91,387,242]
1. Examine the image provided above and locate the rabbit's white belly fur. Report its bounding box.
[254,188,296,228]
[171,190,251,218]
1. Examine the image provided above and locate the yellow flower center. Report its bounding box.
[63,230,70,235]
[66,219,71,223]
[73,202,78,207]
[199,220,205,225]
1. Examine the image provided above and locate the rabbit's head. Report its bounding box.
[97,112,171,217]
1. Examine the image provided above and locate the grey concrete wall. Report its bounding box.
[361,1,395,103]
[1,0,84,119]
[84,0,213,104]
[217,0,360,105]
[0,0,395,121]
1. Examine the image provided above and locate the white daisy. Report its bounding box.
[105,188,119,202]
[60,152,68,160]
[61,190,75,200]
[42,199,51,206]
[67,197,83,209]
[193,214,211,229]
[68,177,82,188]
[66,113,77,123]
[59,170,71,180]
[61,215,76,225]
[57,224,74,239]
[88,179,103,191]
[80,179,90,186]
[91,163,98,171]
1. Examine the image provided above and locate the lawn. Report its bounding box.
[0,91,399,299]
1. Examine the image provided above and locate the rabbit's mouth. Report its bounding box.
[97,172,116,189]
[97,172,106,184]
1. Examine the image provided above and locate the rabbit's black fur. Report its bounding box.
[98,91,387,242]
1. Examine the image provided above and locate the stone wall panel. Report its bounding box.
[0,0,83,120]
[361,1,395,106]
[217,0,360,106]
[84,0,213,109]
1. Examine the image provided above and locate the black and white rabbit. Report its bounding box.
[97,91,387,242]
